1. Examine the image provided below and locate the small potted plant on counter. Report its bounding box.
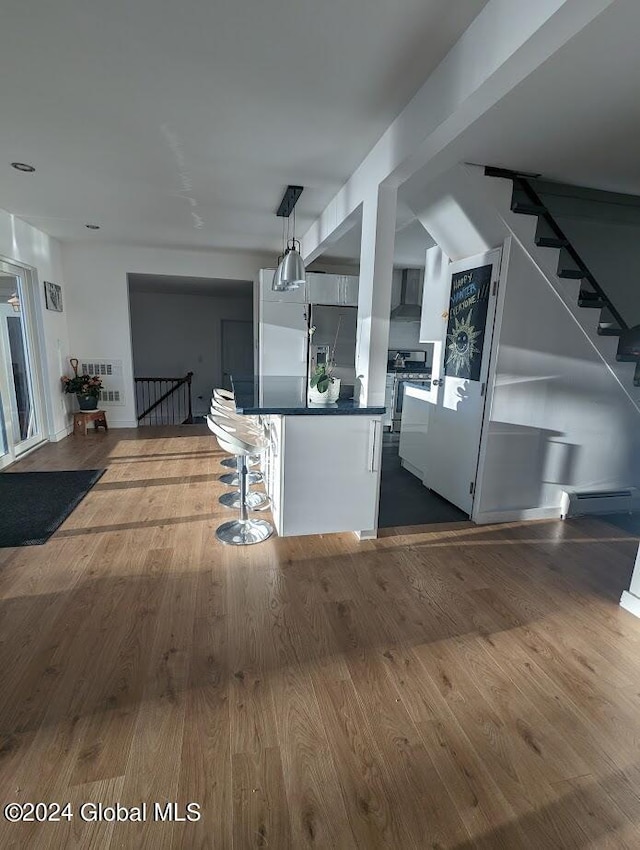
[308,317,342,404]
[308,362,341,404]
[61,358,103,410]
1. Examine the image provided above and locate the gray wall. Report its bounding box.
[537,186,640,327]
[129,289,252,416]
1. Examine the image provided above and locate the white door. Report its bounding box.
[0,263,45,467]
[422,248,502,514]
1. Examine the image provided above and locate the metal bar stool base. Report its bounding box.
[219,490,270,511]
[221,456,260,469]
[216,518,274,545]
[220,471,263,486]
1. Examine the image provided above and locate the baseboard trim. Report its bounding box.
[473,506,561,524]
[51,426,72,442]
[107,419,139,428]
[399,458,424,481]
[355,529,378,541]
[620,591,640,619]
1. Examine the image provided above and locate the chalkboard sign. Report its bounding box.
[444,264,492,382]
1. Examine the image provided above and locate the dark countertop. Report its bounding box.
[231,376,385,416]
[386,365,432,374]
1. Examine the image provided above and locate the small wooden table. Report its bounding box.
[73,409,108,436]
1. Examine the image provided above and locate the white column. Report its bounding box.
[620,544,640,619]
[355,184,397,407]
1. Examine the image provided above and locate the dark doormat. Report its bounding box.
[0,469,105,547]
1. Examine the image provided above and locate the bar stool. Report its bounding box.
[210,397,264,486]
[207,415,274,545]
[208,405,268,513]
[211,391,261,470]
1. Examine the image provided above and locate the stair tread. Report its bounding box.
[559,268,585,279]
[536,236,569,247]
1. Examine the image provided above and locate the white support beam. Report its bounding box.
[355,185,397,407]
[302,0,617,263]
[620,545,640,619]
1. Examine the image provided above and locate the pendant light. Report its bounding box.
[7,292,20,313]
[272,186,305,291]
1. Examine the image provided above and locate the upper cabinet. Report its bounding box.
[306,273,359,306]
[340,275,359,307]
[256,269,359,306]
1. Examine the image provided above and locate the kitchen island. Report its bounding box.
[231,376,385,538]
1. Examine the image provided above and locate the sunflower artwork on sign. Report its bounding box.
[445,311,482,377]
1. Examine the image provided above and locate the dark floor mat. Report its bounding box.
[0,469,105,547]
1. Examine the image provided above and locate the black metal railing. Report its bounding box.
[135,372,193,425]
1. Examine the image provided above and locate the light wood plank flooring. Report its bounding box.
[1,426,640,848]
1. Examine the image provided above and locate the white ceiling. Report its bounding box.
[128,274,252,298]
[401,0,640,213]
[0,0,487,253]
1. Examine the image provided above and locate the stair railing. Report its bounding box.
[135,372,193,425]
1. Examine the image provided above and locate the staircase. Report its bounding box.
[485,167,640,387]
[134,372,194,425]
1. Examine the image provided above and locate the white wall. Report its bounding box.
[551,216,640,327]
[129,289,252,417]
[479,240,640,518]
[0,208,70,440]
[61,243,271,426]
[410,165,640,521]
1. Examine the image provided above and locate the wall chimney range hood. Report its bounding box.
[390,269,423,321]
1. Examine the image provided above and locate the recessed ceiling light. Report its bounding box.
[11,162,35,173]
[85,224,100,230]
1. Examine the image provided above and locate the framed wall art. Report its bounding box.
[44,281,63,312]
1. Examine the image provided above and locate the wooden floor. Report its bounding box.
[2,426,640,849]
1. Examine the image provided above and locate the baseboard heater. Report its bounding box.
[560,488,640,519]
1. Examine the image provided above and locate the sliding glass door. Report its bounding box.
[0,261,45,467]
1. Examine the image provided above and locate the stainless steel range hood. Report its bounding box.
[390,268,422,321]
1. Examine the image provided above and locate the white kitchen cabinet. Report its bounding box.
[307,273,358,306]
[258,300,308,377]
[265,414,382,537]
[383,374,395,428]
[259,269,308,303]
[398,389,432,480]
[340,275,359,306]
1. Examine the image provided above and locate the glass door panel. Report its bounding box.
[0,264,45,463]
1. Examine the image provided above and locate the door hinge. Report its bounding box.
[469,481,475,495]
[480,382,486,397]
[492,279,498,296]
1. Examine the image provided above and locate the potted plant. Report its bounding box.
[61,358,103,410]
[308,317,342,404]
[309,363,341,403]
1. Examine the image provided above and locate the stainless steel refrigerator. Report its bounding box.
[308,305,358,398]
